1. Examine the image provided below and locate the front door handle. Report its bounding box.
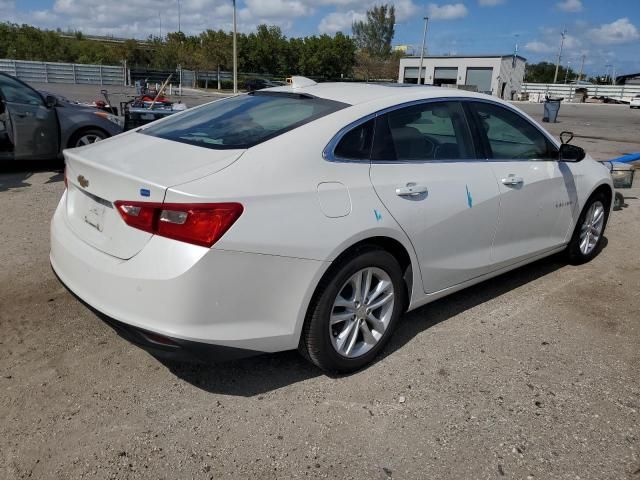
[395,183,428,197]
[501,176,524,186]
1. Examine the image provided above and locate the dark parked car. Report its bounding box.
[0,73,123,161]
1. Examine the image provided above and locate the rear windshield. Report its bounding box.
[142,92,348,150]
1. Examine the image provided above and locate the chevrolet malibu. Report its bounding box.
[51,78,613,372]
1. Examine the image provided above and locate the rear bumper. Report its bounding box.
[53,266,259,364]
[50,193,328,357]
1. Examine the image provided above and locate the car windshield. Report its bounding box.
[143,92,348,150]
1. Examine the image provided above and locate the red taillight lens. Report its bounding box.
[64,166,68,189]
[114,201,243,248]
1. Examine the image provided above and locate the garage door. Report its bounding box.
[403,67,426,84]
[433,67,458,86]
[465,67,493,94]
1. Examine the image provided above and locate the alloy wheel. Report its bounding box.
[76,134,102,146]
[579,200,605,255]
[329,267,395,358]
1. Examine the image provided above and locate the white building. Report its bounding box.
[398,54,527,99]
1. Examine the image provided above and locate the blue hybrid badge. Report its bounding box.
[466,185,473,208]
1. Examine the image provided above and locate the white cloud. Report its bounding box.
[524,29,581,55]
[427,3,468,20]
[478,0,504,6]
[393,0,420,21]
[318,10,365,34]
[556,0,583,12]
[244,0,314,19]
[589,18,640,45]
[524,41,555,54]
[317,1,418,34]
[2,0,327,37]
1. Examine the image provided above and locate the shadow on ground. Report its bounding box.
[155,249,594,396]
[0,160,63,192]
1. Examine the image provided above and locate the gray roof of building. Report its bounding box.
[402,54,527,61]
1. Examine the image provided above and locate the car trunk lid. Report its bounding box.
[63,132,244,259]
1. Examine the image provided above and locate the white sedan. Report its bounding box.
[51,78,613,372]
[630,95,640,108]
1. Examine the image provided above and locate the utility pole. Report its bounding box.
[605,64,612,84]
[564,60,571,84]
[178,0,181,33]
[159,12,162,40]
[553,29,567,84]
[611,65,616,85]
[417,17,429,85]
[232,0,238,94]
[577,54,585,83]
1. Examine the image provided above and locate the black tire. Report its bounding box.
[565,191,610,265]
[613,191,625,211]
[299,247,406,373]
[69,128,107,148]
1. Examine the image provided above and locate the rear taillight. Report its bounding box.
[114,201,243,248]
[64,166,68,189]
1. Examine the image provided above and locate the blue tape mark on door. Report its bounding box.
[374,209,382,221]
[466,185,473,208]
[140,188,151,197]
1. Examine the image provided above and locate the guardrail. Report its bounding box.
[0,59,125,85]
[522,82,640,103]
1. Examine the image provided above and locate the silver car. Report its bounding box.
[0,73,123,161]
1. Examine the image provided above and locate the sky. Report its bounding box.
[1,0,639,76]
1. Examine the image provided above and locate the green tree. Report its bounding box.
[352,5,395,59]
[0,21,358,83]
[525,61,576,84]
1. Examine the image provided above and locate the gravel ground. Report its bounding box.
[0,102,638,480]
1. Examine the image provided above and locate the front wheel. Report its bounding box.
[565,192,610,264]
[300,248,406,373]
[72,129,107,148]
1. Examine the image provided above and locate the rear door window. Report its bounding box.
[372,101,476,161]
[143,92,348,150]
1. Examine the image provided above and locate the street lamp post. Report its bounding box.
[232,0,238,94]
[417,17,429,85]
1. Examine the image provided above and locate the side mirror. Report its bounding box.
[45,95,58,108]
[559,143,586,162]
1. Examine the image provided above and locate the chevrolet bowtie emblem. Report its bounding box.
[77,175,89,188]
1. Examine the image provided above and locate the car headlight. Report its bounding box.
[94,111,124,128]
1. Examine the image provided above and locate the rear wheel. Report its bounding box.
[566,192,610,264]
[300,248,405,373]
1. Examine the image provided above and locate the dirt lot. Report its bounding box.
[0,102,639,479]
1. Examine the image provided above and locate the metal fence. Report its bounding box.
[522,82,640,103]
[0,59,126,85]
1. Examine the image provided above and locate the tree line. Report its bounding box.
[525,61,608,85]
[0,22,356,80]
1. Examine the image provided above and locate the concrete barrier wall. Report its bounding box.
[0,59,126,85]
[522,83,640,103]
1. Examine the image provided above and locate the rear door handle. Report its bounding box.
[501,176,524,186]
[395,183,428,197]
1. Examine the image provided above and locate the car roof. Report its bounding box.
[264,81,495,107]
